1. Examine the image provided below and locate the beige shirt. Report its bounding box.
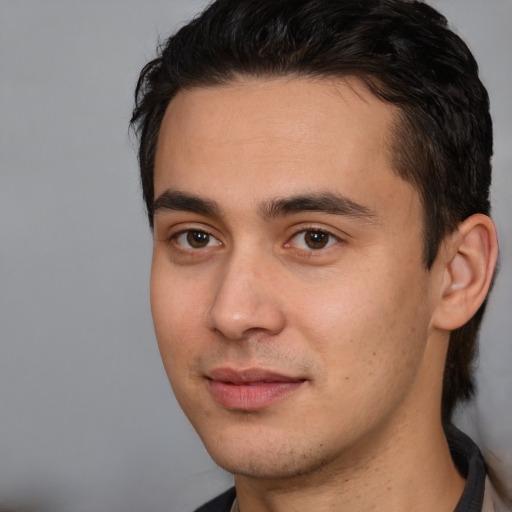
[483,477,512,512]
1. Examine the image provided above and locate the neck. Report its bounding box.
[234,416,465,512]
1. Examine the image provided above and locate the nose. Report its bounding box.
[205,250,286,340]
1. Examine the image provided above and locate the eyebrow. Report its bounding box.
[260,193,378,223]
[154,190,222,218]
[153,189,378,224]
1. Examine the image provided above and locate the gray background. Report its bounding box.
[0,1,510,511]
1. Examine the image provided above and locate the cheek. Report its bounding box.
[295,264,431,384]
[150,258,207,372]
[150,266,209,415]
[294,279,431,439]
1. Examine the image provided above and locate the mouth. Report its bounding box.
[207,368,307,410]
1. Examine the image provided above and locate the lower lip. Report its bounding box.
[209,380,305,410]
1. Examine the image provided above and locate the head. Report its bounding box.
[131,0,493,424]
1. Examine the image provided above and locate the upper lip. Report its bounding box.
[208,368,305,385]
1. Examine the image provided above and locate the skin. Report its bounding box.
[151,77,468,511]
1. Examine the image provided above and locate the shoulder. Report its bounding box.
[194,488,237,512]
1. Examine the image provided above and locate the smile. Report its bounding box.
[207,368,307,410]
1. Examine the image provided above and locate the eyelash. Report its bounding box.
[285,229,340,251]
[168,227,341,253]
[170,229,221,250]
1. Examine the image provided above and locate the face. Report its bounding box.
[151,77,446,480]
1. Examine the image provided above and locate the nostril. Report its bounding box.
[204,256,287,339]
[205,295,286,340]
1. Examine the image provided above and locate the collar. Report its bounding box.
[445,424,487,512]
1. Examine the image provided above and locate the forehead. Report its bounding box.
[154,76,415,218]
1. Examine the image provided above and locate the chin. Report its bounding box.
[200,426,340,480]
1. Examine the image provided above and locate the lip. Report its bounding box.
[207,368,306,410]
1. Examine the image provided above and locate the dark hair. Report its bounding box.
[130,0,493,421]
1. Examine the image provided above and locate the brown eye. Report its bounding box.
[175,230,221,249]
[288,230,339,250]
[187,230,210,248]
[304,230,330,249]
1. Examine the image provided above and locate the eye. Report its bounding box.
[287,229,339,250]
[174,230,221,249]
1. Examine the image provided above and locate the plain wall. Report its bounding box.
[0,1,510,510]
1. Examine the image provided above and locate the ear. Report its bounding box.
[432,214,498,331]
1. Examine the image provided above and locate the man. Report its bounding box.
[131,1,510,510]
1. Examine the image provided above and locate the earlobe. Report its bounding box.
[433,214,498,331]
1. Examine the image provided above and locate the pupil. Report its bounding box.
[187,231,209,247]
[306,231,328,249]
